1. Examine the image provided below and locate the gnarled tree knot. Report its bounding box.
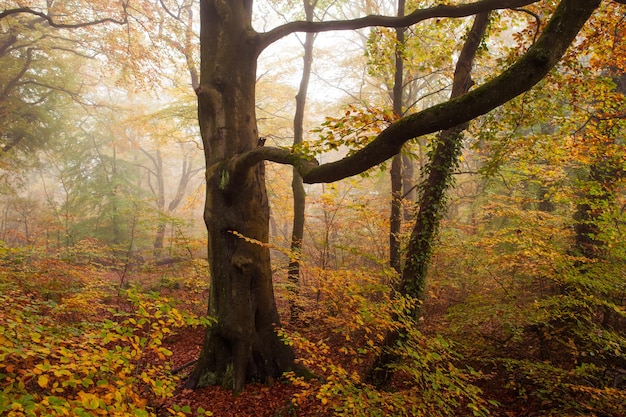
[231,254,254,274]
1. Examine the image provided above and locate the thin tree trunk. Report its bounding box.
[153,150,167,253]
[390,155,403,271]
[402,153,415,218]
[389,0,406,274]
[288,0,316,323]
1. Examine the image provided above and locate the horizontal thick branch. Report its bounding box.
[227,146,319,187]
[240,0,600,184]
[258,0,539,51]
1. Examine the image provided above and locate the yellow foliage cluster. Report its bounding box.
[280,268,491,417]
[0,271,213,417]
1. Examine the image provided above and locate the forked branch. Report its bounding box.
[258,0,539,51]
[0,6,128,28]
[238,0,600,184]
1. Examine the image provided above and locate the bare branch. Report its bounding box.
[0,48,33,101]
[0,33,18,57]
[236,0,601,184]
[513,8,542,42]
[0,6,128,28]
[258,0,539,52]
[159,0,182,22]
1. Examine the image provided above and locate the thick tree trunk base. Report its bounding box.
[184,326,315,393]
[184,324,299,392]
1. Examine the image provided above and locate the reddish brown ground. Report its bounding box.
[159,325,330,417]
[119,267,548,416]
[159,326,539,417]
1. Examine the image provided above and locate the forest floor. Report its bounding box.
[143,275,534,417]
[4,255,610,417]
[160,325,313,417]
[159,325,526,417]
[107,266,357,416]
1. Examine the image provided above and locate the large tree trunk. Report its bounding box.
[185,0,297,392]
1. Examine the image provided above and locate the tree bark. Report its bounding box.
[390,155,403,272]
[389,0,406,274]
[185,0,298,392]
[401,153,416,219]
[288,0,316,323]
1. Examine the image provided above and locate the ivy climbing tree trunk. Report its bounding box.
[400,7,488,302]
[368,12,490,388]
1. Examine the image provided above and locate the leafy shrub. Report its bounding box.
[0,275,214,417]
[438,199,626,416]
[281,268,493,417]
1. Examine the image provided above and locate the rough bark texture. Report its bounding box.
[185,0,297,392]
[400,10,491,301]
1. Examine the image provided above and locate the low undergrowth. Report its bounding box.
[281,268,494,417]
[1,237,624,417]
[0,246,214,417]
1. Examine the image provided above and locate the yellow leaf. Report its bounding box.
[38,374,49,388]
[54,369,71,377]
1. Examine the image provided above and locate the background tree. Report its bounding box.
[1,0,209,255]
[286,0,318,323]
[0,1,130,159]
[368,10,489,387]
[389,0,406,273]
[0,11,88,188]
